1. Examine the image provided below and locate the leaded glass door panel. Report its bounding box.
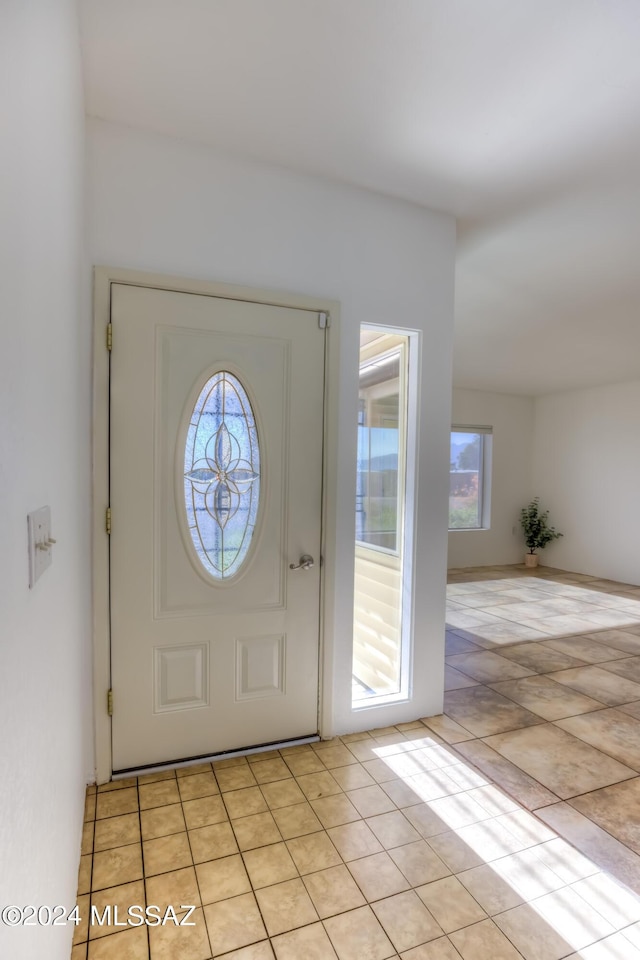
[109,283,325,770]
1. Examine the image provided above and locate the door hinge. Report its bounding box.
[318,312,329,329]
[106,507,112,535]
[107,689,113,716]
[106,323,113,351]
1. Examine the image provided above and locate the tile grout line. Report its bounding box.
[176,768,214,960]
[136,774,151,960]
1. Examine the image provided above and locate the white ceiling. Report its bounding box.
[80,0,640,396]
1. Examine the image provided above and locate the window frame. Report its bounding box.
[352,326,419,709]
[448,425,493,531]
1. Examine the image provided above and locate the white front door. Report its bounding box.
[109,283,326,771]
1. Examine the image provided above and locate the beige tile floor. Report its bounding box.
[74,566,640,959]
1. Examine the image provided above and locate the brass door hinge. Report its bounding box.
[106,323,113,351]
[106,507,111,535]
[107,689,113,716]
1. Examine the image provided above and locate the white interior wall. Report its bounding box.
[533,380,640,583]
[0,3,91,959]
[448,389,534,569]
[88,118,456,734]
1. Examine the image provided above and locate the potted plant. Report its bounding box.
[520,497,563,567]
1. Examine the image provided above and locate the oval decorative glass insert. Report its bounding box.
[183,371,260,579]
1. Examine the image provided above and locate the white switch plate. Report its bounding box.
[28,505,53,588]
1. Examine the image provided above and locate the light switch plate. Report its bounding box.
[28,505,53,588]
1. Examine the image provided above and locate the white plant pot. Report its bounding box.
[524,553,539,568]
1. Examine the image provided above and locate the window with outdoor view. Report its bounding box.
[353,327,418,705]
[449,427,492,530]
[355,348,402,553]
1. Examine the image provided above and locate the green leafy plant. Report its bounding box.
[520,497,563,554]
[449,503,481,529]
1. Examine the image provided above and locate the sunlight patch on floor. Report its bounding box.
[372,734,640,957]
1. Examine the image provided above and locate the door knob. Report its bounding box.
[289,554,315,571]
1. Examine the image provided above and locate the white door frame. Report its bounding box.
[92,266,341,784]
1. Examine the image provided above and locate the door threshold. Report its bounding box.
[113,734,320,780]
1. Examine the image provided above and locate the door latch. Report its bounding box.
[289,554,315,571]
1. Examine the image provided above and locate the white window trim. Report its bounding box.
[353,326,419,709]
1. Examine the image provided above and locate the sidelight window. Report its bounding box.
[353,327,418,704]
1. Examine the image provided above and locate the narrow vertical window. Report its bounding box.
[353,328,416,704]
[449,427,492,530]
[183,371,260,579]
[355,348,401,552]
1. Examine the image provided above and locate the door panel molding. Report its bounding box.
[92,266,340,783]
